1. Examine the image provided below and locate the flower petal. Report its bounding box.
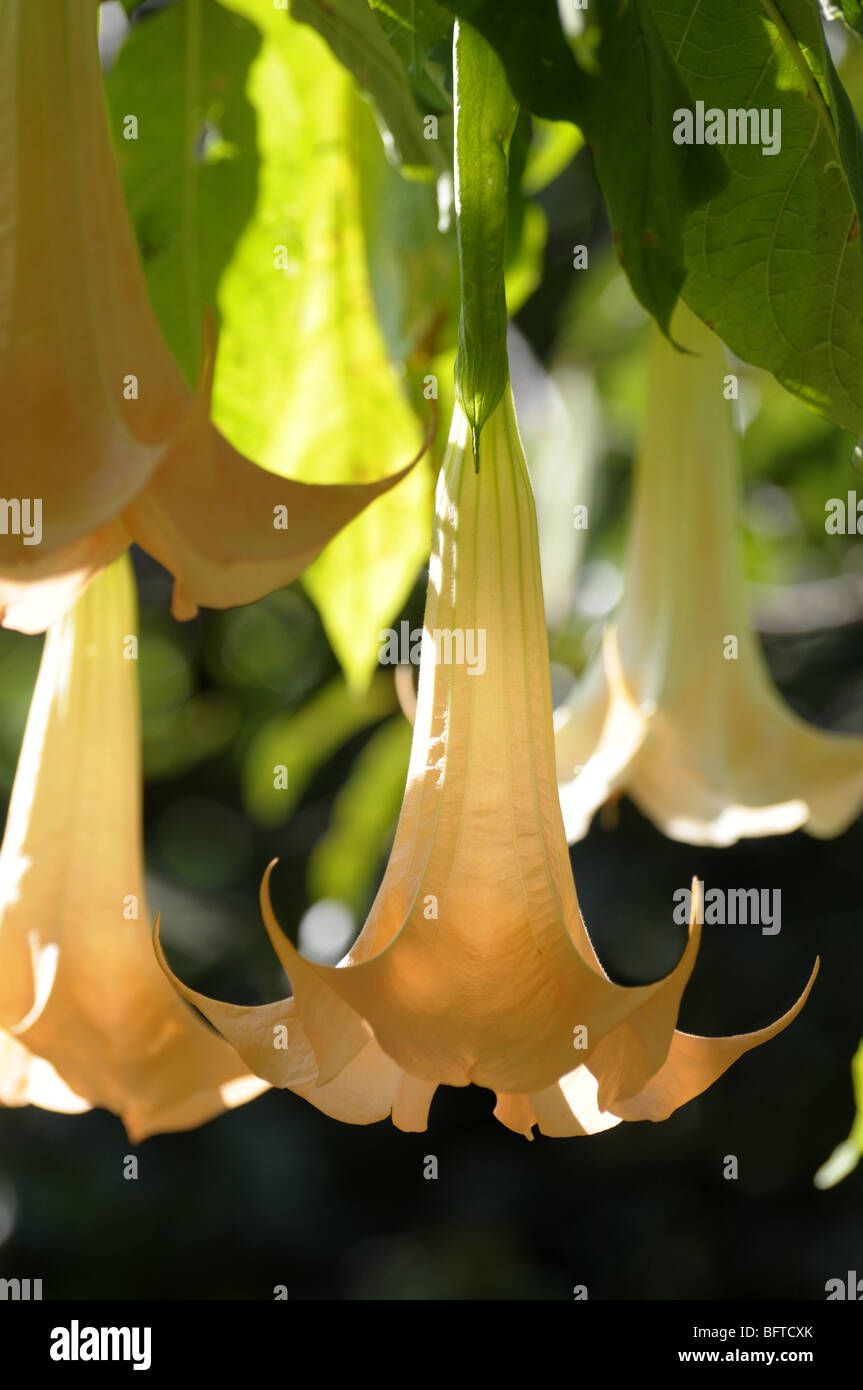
[0,1028,91,1115]
[530,1067,623,1138]
[0,522,130,635]
[497,959,818,1138]
[155,917,435,1129]
[126,419,426,623]
[496,1068,624,1139]
[0,554,267,1138]
[124,333,434,620]
[609,959,819,1123]
[556,626,649,841]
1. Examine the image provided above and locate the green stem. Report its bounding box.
[452,19,517,468]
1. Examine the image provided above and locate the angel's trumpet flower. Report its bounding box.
[555,304,863,847]
[157,387,815,1137]
[0,0,420,634]
[0,554,267,1140]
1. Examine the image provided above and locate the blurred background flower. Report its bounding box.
[554,305,863,846]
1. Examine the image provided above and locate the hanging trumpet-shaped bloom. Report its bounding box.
[157,387,815,1137]
[0,0,421,634]
[0,554,267,1140]
[555,304,863,847]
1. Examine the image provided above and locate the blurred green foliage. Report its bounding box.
[308,715,413,914]
[242,672,398,827]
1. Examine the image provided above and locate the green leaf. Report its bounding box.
[358,104,459,363]
[830,1,863,37]
[289,0,442,175]
[649,0,863,434]
[504,112,548,313]
[822,29,863,221]
[437,0,728,336]
[292,0,459,365]
[368,0,453,109]
[242,675,398,827]
[104,0,261,384]
[453,20,518,461]
[213,2,433,688]
[369,0,452,64]
[308,715,412,915]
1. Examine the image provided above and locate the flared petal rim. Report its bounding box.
[124,328,436,621]
[495,958,818,1137]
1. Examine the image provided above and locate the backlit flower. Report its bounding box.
[555,304,863,846]
[0,0,420,633]
[157,386,815,1136]
[0,554,266,1140]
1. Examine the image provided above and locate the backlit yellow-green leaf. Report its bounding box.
[214,2,432,687]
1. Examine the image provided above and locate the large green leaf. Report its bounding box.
[289,0,444,175]
[213,0,432,688]
[650,0,863,434]
[357,108,458,364]
[436,0,728,336]
[105,0,261,384]
[368,0,454,109]
[369,0,452,67]
[831,1,863,37]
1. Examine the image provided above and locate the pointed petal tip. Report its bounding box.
[493,1092,538,1140]
[259,859,294,963]
[151,912,197,1013]
[609,956,819,1125]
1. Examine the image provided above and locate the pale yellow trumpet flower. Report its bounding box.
[555,304,863,847]
[0,0,419,633]
[0,554,266,1139]
[157,387,815,1137]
